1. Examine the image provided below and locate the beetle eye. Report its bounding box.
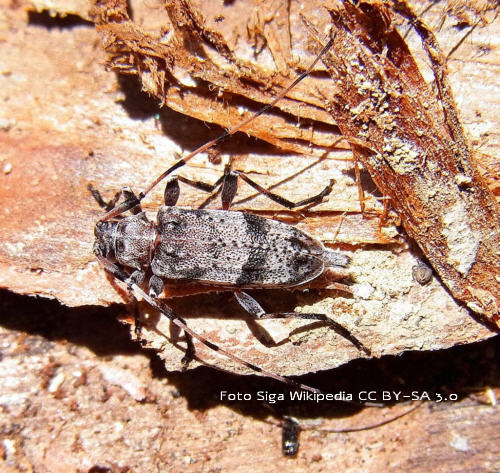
[116,240,125,253]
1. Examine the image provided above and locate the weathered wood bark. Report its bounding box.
[311,1,499,322]
[0,0,499,470]
[1,291,499,473]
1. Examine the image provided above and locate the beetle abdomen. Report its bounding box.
[151,207,325,287]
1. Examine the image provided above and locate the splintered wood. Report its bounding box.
[307,1,499,323]
[91,0,342,156]
[0,0,497,379]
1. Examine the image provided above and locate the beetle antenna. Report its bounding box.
[101,35,336,221]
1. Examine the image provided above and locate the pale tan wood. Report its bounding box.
[0,1,498,470]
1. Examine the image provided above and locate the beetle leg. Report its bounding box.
[163,174,225,206]
[234,290,266,317]
[89,184,142,217]
[132,304,144,340]
[221,172,335,210]
[220,170,238,210]
[180,328,195,370]
[121,187,143,215]
[88,184,122,211]
[148,274,164,298]
[126,270,146,310]
[146,274,194,367]
[234,291,370,355]
[164,177,180,206]
[196,167,334,210]
[128,269,146,288]
[161,166,333,211]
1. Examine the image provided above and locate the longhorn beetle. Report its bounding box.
[90,35,369,394]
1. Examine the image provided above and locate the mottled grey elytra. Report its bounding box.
[94,206,350,290]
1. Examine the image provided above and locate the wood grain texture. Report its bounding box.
[0,2,494,380]
[314,0,499,322]
[0,290,498,473]
[0,1,499,471]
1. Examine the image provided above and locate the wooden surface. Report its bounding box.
[1,290,499,472]
[0,0,498,471]
[0,0,496,376]
[313,1,499,321]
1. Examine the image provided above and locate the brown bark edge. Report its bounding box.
[309,0,499,325]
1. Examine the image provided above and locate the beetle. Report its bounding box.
[90,169,368,392]
[90,35,368,393]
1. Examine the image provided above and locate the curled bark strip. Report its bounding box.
[89,0,344,157]
[308,0,499,324]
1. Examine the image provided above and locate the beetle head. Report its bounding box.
[94,213,156,270]
[94,220,117,260]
